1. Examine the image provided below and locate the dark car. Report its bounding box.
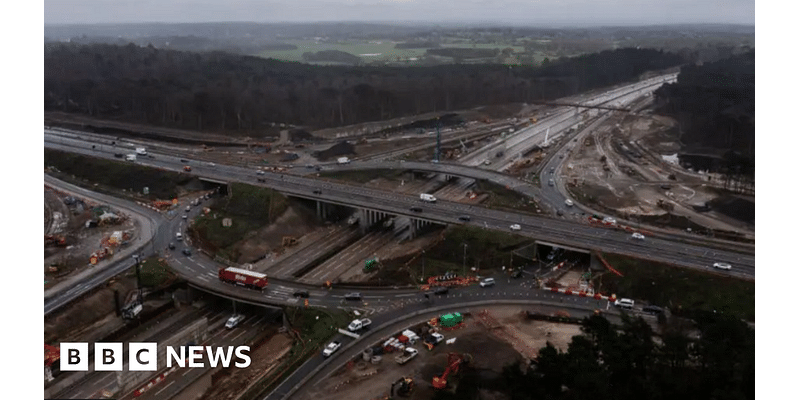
[182,248,192,256]
[556,209,564,216]
[114,153,124,158]
[643,305,663,315]
[344,292,362,301]
[180,159,188,163]
[313,189,322,194]
[168,242,176,250]
[458,215,471,222]
[510,270,523,279]
[434,287,449,295]
[293,290,310,298]
[409,206,423,212]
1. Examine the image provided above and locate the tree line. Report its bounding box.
[45,43,684,134]
[434,312,754,400]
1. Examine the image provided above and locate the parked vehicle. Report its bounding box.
[395,347,419,365]
[322,341,342,357]
[480,278,496,287]
[348,318,372,331]
[643,305,663,315]
[218,267,269,290]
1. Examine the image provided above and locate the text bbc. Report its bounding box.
[60,343,251,371]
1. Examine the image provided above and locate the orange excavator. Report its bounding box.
[432,353,469,389]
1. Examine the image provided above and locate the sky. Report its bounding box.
[44,0,755,26]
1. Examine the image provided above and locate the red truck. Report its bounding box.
[218,267,268,290]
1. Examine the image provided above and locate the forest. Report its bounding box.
[435,312,754,400]
[44,43,684,134]
[655,50,754,183]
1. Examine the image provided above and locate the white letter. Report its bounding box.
[166,346,185,368]
[95,343,123,371]
[60,343,88,371]
[234,346,251,368]
[206,346,234,368]
[129,343,157,371]
[188,346,204,368]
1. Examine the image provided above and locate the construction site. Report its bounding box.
[292,306,584,400]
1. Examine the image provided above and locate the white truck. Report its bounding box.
[322,341,342,357]
[401,330,421,344]
[337,157,350,164]
[125,154,137,161]
[419,193,437,203]
[395,347,419,365]
[135,147,147,156]
[347,318,372,332]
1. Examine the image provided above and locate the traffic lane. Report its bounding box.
[46,140,754,271]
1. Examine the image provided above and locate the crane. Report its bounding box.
[432,353,469,389]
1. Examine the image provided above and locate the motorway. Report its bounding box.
[44,133,754,280]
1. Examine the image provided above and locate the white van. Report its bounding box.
[614,298,634,310]
[419,193,437,203]
[176,232,183,241]
[564,199,573,207]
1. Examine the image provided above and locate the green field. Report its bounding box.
[256,39,527,64]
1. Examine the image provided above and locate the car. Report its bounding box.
[549,167,555,173]
[182,214,188,220]
[322,341,342,357]
[458,215,471,222]
[713,262,732,270]
[631,232,645,240]
[185,206,191,212]
[559,154,564,159]
[509,224,521,231]
[225,314,244,329]
[180,159,188,163]
[293,290,310,298]
[409,206,423,212]
[510,270,523,279]
[564,199,573,207]
[479,278,496,287]
[183,166,192,172]
[344,292,362,301]
[208,162,215,167]
[556,209,564,216]
[257,178,266,182]
[176,232,183,241]
[614,298,634,310]
[256,170,265,175]
[313,189,322,194]
[660,184,671,190]
[182,248,192,256]
[114,153,124,158]
[548,179,554,186]
[168,242,176,250]
[643,305,663,315]
[434,287,449,295]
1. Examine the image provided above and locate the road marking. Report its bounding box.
[154,380,175,397]
[394,293,415,297]
[231,330,248,342]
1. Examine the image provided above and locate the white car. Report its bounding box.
[208,162,216,167]
[256,170,265,175]
[631,232,645,240]
[225,314,245,329]
[479,278,495,287]
[564,199,574,207]
[713,262,732,270]
[509,224,521,231]
[322,341,342,357]
[614,298,634,310]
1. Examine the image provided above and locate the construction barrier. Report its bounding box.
[544,286,615,301]
[132,367,178,397]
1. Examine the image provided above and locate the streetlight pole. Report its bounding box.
[132,254,142,304]
[462,244,468,277]
[421,250,425,283]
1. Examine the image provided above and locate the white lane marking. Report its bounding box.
[154,380,175,397]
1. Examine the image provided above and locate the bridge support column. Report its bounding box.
[358,209,368,234]
[409,219,417,239]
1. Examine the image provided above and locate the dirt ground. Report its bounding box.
[293,306,582,400]
[562,108,754,235]
[44,187,139,289]
[234,204,322,264]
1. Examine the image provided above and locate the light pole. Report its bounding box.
[132,254,142,304]
[421,250,426,283]
[462,244,468,277]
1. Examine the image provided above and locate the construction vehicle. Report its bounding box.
[348,318,372,332]
[439,313,463,328]
[282,236,298,247]
[390,377,414,398]
[423,333,445,350]
[432,353,469,389]
[394,347,419,365]
[45,235,67,247]
[364,258,380,272]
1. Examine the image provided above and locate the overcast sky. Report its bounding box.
[44,0,754,26]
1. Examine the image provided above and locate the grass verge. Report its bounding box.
[595,254,755,322]
[132,257,178,288]
[189,183,288,260]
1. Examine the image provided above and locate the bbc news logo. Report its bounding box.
[60,343,251,371]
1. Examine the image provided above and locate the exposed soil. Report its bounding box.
[293,306,582,400]
[234,204,321,264]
